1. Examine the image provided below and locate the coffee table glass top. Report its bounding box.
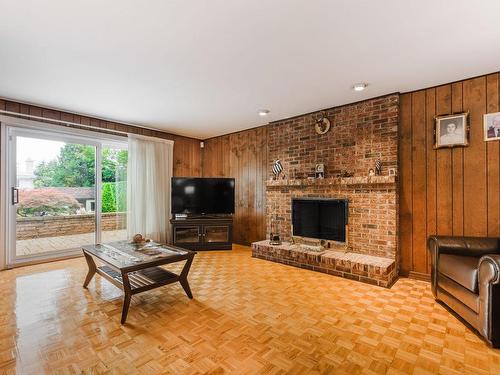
[82,241,190,269]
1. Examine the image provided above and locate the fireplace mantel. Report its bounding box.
[266,175,396,188]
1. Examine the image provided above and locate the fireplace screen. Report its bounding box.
[292,198,348,242]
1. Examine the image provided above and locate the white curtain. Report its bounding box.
[127,134,174,243]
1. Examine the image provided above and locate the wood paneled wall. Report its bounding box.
[0,98,201,177]
[172,136,202,177]
[400,73,500,277]
[203,126,268,245]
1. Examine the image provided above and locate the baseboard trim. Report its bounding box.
[408,271,430,282]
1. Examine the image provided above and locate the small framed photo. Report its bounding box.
[315,163,325,179]
[484,112,500,141]
[434,113,469,149]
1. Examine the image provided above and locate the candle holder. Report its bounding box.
[269,216,282,245]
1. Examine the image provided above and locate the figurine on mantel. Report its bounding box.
[272,159,286,180]
[375,159,382,175]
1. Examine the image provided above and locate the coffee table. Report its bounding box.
[82,241,196,324]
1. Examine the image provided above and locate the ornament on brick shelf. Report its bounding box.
[337,170,354,178]
[375,159,382,175]
[272,159,285,180]
[315,163,325,179]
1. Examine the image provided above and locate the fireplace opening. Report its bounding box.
[292,198,348,242]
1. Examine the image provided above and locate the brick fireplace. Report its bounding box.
[252,94,400,287]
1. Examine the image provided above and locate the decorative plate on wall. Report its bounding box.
[315,116,331,135]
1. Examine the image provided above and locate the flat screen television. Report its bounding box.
[292,198,348,242]
[171,177,235,215]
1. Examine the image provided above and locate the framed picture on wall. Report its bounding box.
[434,113,469,149]
[484,112,500,141]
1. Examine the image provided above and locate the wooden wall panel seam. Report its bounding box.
[424,92,429,272]
[410,90,427,273]
[485,74,500,236]
[425,88,437,274]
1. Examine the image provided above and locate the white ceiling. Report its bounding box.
[1,1,500,139]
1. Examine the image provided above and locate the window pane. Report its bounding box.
[101,146,128,243]
[16,137,96,257]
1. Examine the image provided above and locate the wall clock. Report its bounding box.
[315,116,331,135]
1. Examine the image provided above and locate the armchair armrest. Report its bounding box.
[478,254,500,344]
[479,255,500,285]
[428,236,500,297]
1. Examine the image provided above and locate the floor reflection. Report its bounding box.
[12,263,123,373]
[16,269,70,327]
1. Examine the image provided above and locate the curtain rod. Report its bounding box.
[0,109,128,136]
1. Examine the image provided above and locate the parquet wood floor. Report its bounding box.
[1,245,499,374]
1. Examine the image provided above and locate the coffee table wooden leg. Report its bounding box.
[179,256,194,299]
[121,292,132,324]
[83,252,97,288]
[180,278,193,299]
[121,272,132,324]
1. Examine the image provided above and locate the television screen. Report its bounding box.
[292,198,348,242]
[171,177,235,214]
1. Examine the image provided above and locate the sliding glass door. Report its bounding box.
[5,125,127,265]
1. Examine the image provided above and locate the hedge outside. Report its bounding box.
[102,181,127,213]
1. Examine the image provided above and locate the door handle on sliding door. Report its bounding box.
[11,187,19,205]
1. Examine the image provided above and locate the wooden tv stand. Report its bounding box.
[170,215,233,250]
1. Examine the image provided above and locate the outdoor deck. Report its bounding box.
[16,229,127,256]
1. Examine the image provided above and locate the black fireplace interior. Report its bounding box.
[292,198,348,242]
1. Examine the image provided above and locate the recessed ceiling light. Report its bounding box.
[353,83,367,91]
[258,109,270,116]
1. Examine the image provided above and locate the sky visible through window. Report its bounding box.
[17,137,64,170]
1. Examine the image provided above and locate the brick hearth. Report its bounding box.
[252,241,397,287]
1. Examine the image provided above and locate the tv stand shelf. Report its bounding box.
[175,215,230,220]
[170,216,233,251]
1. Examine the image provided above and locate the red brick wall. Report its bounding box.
[268,94,399,178]
[16,212,126,240]
[266,94,399,260]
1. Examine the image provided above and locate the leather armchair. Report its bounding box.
[428,236,500,347]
